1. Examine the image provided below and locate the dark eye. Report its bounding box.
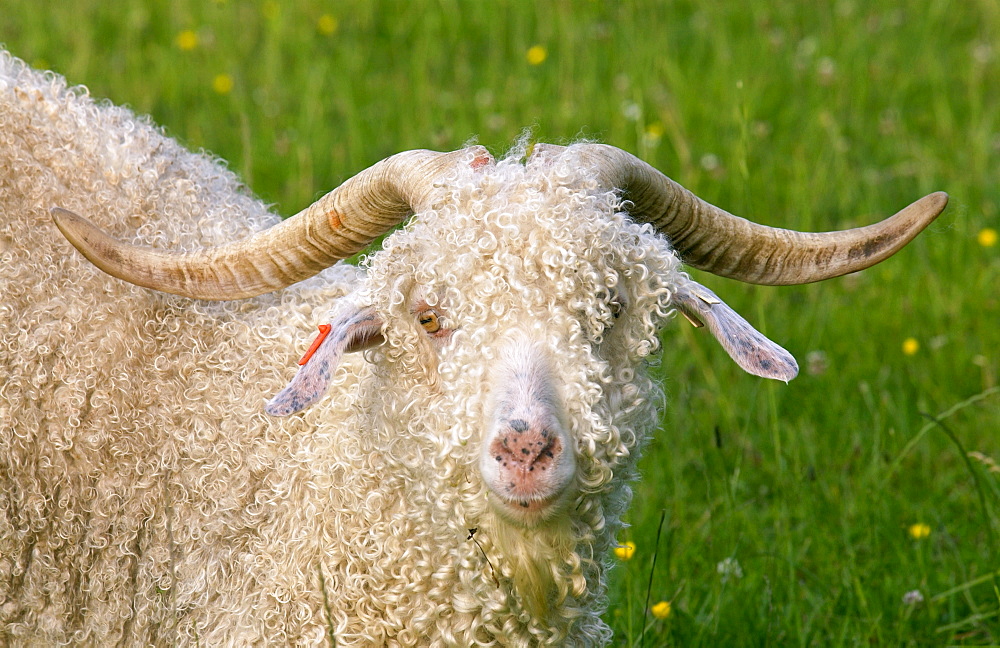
[610,295,624,319]
[607,286,628,321]
[418,309,441,334]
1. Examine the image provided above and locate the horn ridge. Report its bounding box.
[53,147,480,300]
[549,143,948,285]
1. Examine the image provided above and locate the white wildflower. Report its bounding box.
[717,557,743,583]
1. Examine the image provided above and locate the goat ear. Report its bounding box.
[266,306,384,416]
[673,281,798,382]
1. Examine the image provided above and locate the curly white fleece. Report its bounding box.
[0,50,684,647]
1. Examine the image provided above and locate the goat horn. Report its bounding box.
[52,148,481,300]
[534,143,948,285]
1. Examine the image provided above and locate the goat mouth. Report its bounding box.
[487,487,570,526]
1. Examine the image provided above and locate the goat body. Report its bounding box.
[0,51,945,646]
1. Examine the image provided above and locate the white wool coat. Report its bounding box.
[0,51,688,646]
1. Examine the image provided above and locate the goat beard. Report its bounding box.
[481,508,588,620]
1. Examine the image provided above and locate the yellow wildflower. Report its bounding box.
[908,522,931,540]
[978,227,997,247]
[526,45,548,66]
[176,30,198,51]
[212,74,234,95]
[902,337,919,356]
[613,541,636,560]
[651,600,672,619]
[645,122,665,140]
[317,14,339,36]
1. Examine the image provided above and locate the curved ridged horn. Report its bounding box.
[532,143,948,285]
[53,147,486,300]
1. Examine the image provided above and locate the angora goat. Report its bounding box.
[0,50,947,646]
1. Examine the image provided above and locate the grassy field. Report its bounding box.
[3,1,998,645]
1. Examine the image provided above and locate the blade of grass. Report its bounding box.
[887,387,1000,479]
[638,508,668,648]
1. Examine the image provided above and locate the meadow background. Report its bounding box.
[3,1,998,645]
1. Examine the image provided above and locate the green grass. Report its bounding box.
[3,1,998,644]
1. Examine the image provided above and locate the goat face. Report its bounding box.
[346,156,681,537]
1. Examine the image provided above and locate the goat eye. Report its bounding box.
[608,288,627,321]
[610,297,624,319]
[418,309,441,334]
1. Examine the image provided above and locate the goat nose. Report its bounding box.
[490,418,562,475]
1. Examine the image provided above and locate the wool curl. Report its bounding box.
[1,51,685,647]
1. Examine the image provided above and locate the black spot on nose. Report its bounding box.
[490,428,562,476]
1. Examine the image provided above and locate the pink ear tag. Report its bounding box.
[298,324,332,366]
